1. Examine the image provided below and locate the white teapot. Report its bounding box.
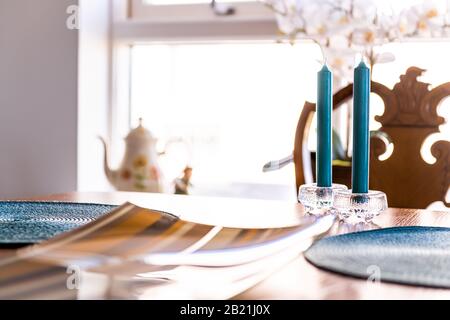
[100,119,166,193]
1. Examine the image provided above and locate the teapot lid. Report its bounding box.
[125,118,156,142]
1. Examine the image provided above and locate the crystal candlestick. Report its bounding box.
[298,183,348,215]
[333,189,388,224]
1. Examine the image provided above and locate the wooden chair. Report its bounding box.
[294,67,450,209]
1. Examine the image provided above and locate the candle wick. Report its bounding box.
[355,53,367,68]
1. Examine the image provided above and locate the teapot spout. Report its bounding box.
[98,136,118,186]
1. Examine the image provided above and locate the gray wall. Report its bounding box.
[0,0,78,197]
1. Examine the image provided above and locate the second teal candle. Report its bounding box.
[352,61,371,193]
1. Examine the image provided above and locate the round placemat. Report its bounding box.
[0,201,117,244]
[305,226,450,288]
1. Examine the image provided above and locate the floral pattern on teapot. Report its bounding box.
[100,119,165,193]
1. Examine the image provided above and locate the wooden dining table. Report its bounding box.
[2,191,450,300]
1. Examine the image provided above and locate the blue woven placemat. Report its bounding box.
[0,202,117,244]
[305,226,450,288]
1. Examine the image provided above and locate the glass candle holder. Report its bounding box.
[333,189,388,224]
[298,183,348,215]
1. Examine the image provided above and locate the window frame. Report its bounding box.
[109,0,279,162]
[113,0,278,42]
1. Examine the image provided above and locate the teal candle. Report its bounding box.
[316,64,332,187]
[352,61,371,193]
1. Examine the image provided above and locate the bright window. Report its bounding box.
[130,41,321,197]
